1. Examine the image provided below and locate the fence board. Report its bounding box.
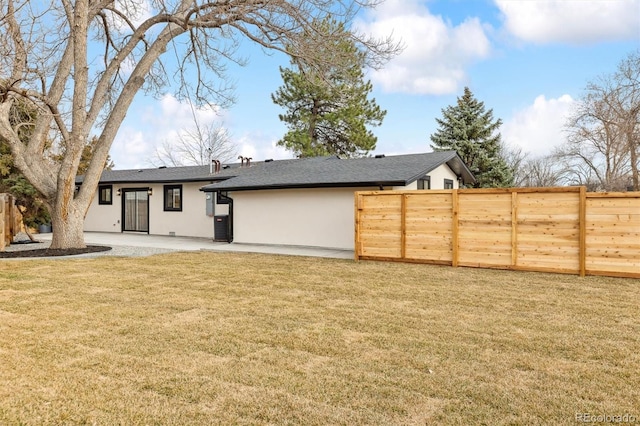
[0,195,4,251]
[355,188,640,279]
[584,193,640,277]
[457,192,512,267]
[0,193,22,251]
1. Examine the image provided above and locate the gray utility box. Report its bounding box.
[205,193,214,217]
[214,215,229,242]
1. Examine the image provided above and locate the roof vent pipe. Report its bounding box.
[210,159,214,174]
[245,157,252,167]
[238,155,244,167]
[215,160,221,173]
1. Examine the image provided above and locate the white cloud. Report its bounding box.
[355,0,491,95]
[495,0,640,44]
[110,127,156,169]
[152,94,223,128]
[237,133,292,161]
[111,95,227,169]
[110,95,294,169]
[502,94,575,156]
[106,0,154,31]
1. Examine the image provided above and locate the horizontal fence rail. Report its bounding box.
[355,187,640,279]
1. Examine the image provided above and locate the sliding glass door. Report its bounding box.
[122,189,149,232]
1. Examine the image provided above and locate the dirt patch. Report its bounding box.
[0,245,112,258]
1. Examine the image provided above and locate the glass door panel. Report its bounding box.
[123,190,149,232]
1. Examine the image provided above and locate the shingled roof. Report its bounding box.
[200,151,475,192]
[79,151,475,189]
[76,163,242,184]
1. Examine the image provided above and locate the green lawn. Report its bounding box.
[0,252,638,425]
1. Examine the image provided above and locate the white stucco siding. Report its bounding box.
[148,182,214,238]
[232,187,374,250]
[392,181,417,190]
[427,164,460,189]
[83,187,122,232]
[389,165,460,190]
[84,182,216,238]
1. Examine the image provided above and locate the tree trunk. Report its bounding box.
[23,222,36,242]
[49,210,86,249]
[49,196,87,249]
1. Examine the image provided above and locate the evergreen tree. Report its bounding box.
[272,19,386,158]
[0,86,112,238]
[430,87,513,187]
[51,136,114,175]
[0,92,50,237]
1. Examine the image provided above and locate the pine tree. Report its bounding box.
[0,93,50,237]
[272,19,386,158]
[51,136,114,175]
[430,87,513,188]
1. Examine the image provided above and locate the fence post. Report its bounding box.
[452,190,459,267]
[0,195,5,252]
[401,194,407,259]
[579,186,587,277]
[354,193,361,261]
[9,195,16,243]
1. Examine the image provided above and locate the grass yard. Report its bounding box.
[0,252,638,425]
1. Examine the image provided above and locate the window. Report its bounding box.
[417,176,431,190]
[164,185,182,211]
[444,179,454,189]
[99,185,112,205]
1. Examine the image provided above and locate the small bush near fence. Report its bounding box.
[355,187,640,279]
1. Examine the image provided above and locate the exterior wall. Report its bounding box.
[393,181,417,190]
[83,182,217,238]
[390,165,460,190]
[83,187,123,233]
[427,164,460,189]
[232,187,378,250]
[148,182,214,238]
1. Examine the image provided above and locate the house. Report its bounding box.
[78,163,239,239]
[80,151,475,249]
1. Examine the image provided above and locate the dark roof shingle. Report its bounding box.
[79,151,475,190]
[76,163,241,184]
[201,151,474,191]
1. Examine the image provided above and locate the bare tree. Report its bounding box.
[518,156,567,188]
[554,154,605,191]
[152,121,237,166]
[0,0,399,248]
[501,142,567,188]
[500,143,527,187]
[558,50,639,192]
[609,51,640,190]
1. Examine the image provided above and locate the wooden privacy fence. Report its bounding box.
[355,187,640,279]
[0,193,21,251]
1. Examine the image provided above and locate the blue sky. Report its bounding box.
[110,0,640,169]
